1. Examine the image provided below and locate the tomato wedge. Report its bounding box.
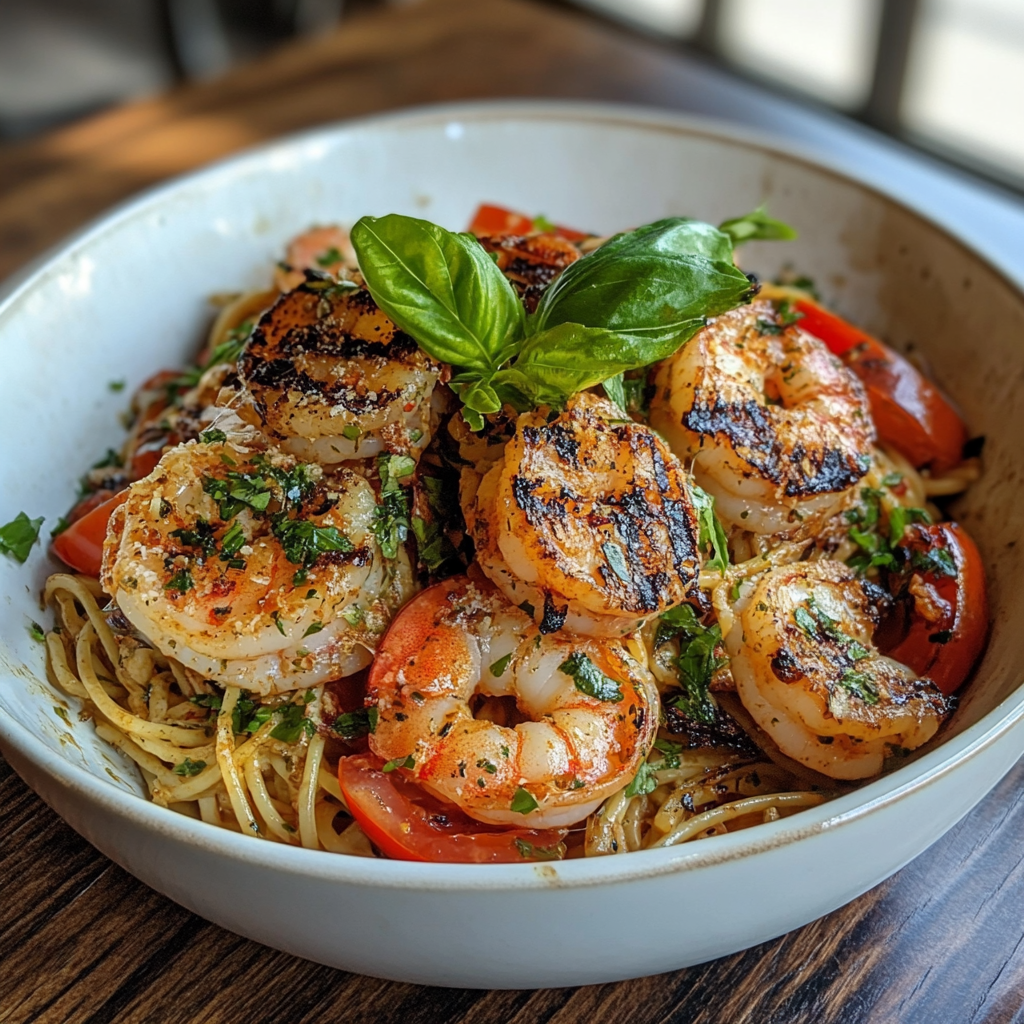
[467,203,588,242]
[791,297,967,472]
[884,522,988,696]
[337,754,568,863]
[51,492,126,577]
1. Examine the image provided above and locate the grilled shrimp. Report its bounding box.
[463,392,702,638]
[102,436,401,695]
[649,299,874,536]
[274,225,358,292]
[477,232,580,312]
[726,560,948,779]
[366,576,658,827]
[238,276,443,465]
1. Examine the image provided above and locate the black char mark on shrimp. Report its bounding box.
[683,394,868,497]
[510,404,701,617]
[242,284,418,417]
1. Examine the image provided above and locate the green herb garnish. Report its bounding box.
[558,652,623,702]
[173,757,207,777]
[0,512,44,563]
[690,484,729,573]
[510,786,538,814]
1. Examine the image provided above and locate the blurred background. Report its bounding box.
[0,0,1022,194]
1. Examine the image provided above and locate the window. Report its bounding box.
[902,0,1024,181]
[563,0,1024,192]
[718,0,881,110]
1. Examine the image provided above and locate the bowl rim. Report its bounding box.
[2,97,1023,892]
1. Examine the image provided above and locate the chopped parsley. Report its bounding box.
[514,838,564,861]
[219,520,247,559]
[50,516,70,538]
[838,668,880,705]
[302,621,324,638]
[794,595,870,662]
[0,512,44,563]
[334,707,377,740]
[341,605,364,626]
[189,693,223,711]
[200,428,227,444]
[690,484,729,573]
[624,759,660,798]
[269,702,317,743]
[382,754,415,772]
[510,786,538,814]
[316,246,345,266]
[272,516,353,567]
[911,546,957,578]
[171,321,253,392]
[846,486,930,573]
[202,470,272,520]
[28,621,46,642]
[170,518,217,557]
[655,603,725,724]
[108,379,126,392]
[164,568,195,594]
[476,758,498,774]
[489,653,513,677]
[232,692,271,734]
[373,454,412,560]
[558,652,623,702]
[173,757,207,777]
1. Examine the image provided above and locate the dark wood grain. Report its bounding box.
[5,747,1024,1023]
[2,1,1024,1020]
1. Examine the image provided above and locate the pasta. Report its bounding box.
[34,204,987,863]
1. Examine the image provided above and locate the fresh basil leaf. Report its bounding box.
[602,373,627,412]
[531,219,753,345]
[499,322,693,407]
[453,379,502,416]
[350,214,525,373]
[584,217,735,263]
[719,205,797,246]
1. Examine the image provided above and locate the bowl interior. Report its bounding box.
[2,104,1023,813]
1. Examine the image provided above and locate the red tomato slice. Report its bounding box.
[793,298,967,472]
[467,203,588,242]
[51,492,126,577]
[337,754,568,863]
[885,522,988,696]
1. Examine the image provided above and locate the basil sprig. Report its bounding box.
[351,211,781,429]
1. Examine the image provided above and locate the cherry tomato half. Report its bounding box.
[792,298,967,472]
[337,754,567,863]
[884,522,988,696]
[50,492,126,578]
[467,203,588,242]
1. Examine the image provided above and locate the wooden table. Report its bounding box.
[3,1,1023,1020]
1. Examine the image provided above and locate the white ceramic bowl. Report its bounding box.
[2,102,1023,989]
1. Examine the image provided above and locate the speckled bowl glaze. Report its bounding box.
[2,102,1023,989]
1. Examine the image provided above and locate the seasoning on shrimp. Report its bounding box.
[724,560,949,779]
[366,576,658,827]
[649,299,875,537]
[102,435,408,694]
[464,392,703,638]
[239,276,443,465]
